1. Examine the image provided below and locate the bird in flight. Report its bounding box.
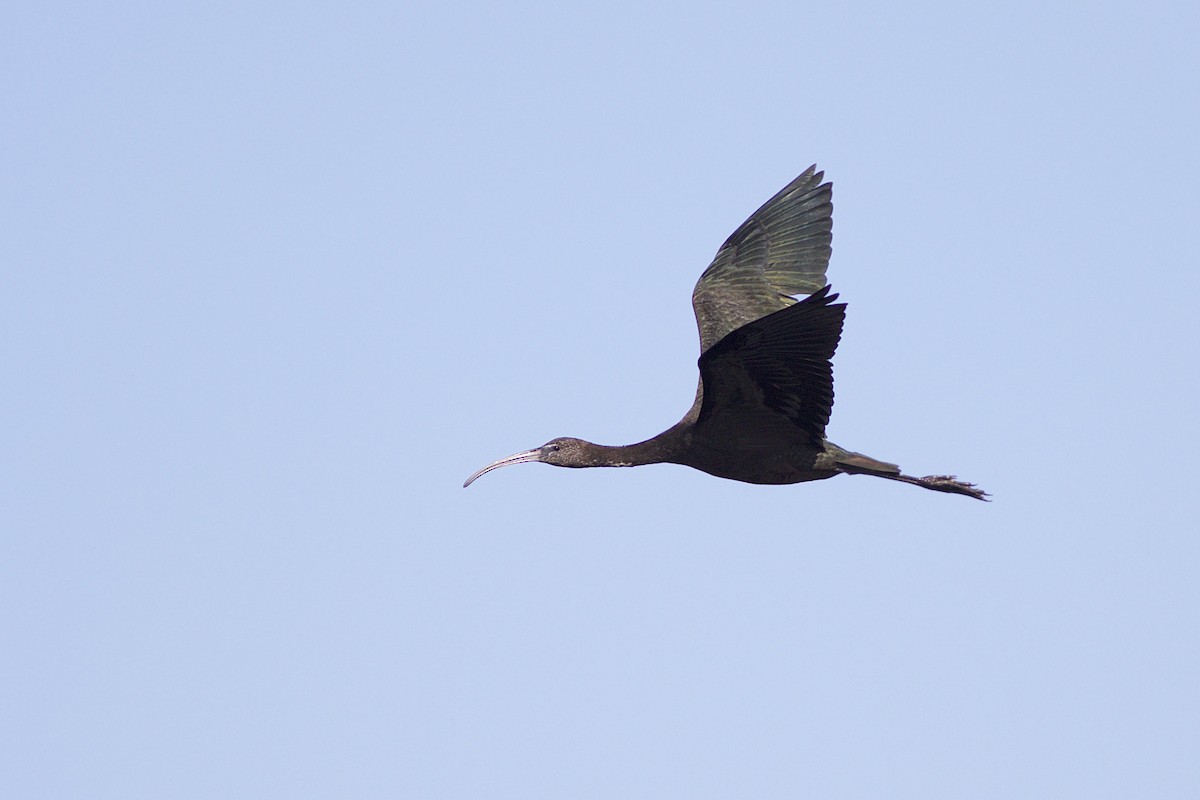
[464,166,986,500]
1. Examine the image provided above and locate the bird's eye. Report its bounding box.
[548,443,561,452]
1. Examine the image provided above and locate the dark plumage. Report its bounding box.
[464,166,986,500]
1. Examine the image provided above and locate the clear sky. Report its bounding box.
[4,1,1199,797]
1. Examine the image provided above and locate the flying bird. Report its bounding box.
[464,166,986,500]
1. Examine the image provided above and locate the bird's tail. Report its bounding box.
[828,445,989,501]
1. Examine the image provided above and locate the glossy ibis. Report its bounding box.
[464,166,986,500]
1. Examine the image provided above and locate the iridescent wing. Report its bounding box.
[696,286,845,444]
[691,166,833,354]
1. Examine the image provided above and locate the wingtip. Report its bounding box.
[802,284,840,306]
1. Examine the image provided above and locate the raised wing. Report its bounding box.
[691,166,833,354]
[696,286,845,444]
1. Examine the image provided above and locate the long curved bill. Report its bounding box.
[463,448,543,487]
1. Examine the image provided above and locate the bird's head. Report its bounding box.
[463,437,596,487]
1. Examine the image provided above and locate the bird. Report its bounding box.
[463,166,987,500]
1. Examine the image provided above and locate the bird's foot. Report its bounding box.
[917,475,990,501]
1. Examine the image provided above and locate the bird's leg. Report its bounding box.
[912,475,989,501]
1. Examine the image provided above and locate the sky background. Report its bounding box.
[4,1,1199,797]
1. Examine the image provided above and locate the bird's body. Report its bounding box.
[465,166,986,500]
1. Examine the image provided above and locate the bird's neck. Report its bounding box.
[580,426,686,468]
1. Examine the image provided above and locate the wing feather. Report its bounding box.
[691,166,833,354]
[696,286,845,444]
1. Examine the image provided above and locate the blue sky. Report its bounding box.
[4,1,1199,797]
